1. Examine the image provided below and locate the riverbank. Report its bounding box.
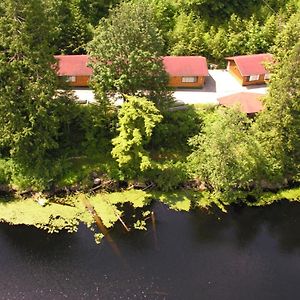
[1,187,300,242]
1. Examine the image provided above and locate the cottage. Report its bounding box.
[218,92,263,116]
[54,55,92,87]
[163,56,208,88]
[226,54,273,86]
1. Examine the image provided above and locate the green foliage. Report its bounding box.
[146,0,177,52]
[47,0,92,54]
[207,14,278,64]
[0,0,58,182]
[150,106,203,152]
[254,40,300,184]
[88,1,173,109]
[177,0,285,23]
[169,12,208,56]
[252,187,300,206]
[111,96,162,178]
[188,107,266,199]
[167,9,281,65]
[75,0,120,26]
[271,11,300,59]
[0,0,90,189]
[205,26,228,66]
[55,102,116,158]
[0,159,10,185]
[0,0,298,198]
[145,161,188,191]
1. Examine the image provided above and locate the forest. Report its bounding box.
[0,0,299,218]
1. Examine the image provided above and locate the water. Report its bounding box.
[1,201,300,300]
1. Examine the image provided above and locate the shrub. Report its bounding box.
[150,106,203,152]
[145,161,188,191]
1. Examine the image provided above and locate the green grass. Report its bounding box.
[56,151,116,188]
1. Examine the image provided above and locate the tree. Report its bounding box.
[0,0,75,187]
[47,0,92,54]
[75,0,120,27]
[206,14,279,65]
[206,26,228,66]
[271,11,300,59]
[169,12,208,56]
[88,1,172,110]
[177,0,279,23]
[111,96,162,179]
[188,107,266,199]
[145,0,177,52]
[254,40,300,184]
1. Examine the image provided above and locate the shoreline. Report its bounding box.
[1,187,300,240]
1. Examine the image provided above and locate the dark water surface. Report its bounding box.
[1,201,300,300]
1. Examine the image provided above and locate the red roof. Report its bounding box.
[218,92,263,114]
[54,55,209,77]
[54,55,92,76]
[226,54,273,76]
[163,56,209,77]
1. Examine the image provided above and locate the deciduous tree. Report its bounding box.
[188,107,266,199]
[88,1,172,110]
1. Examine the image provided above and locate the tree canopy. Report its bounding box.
[254,41,300,184]
[88,1,172,109]
[188,108,266,199]
[0,0,75,186]
[47,0,92,54]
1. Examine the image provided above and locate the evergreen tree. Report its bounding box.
[254,41,300,184]
[48,0,92,54]
[111,96,162,179]
[0,0,74,186]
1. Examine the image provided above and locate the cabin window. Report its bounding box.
[264,73,270,80]
[182,76,198,83]
[249,75,259,81]
[65,76,76,82]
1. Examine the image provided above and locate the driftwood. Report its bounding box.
[102,196,130,232]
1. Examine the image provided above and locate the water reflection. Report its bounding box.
[0,201,300,299]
